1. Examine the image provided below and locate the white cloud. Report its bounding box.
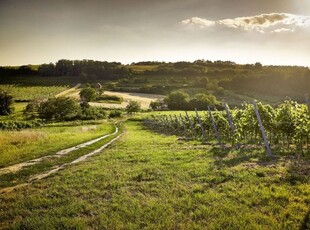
[181,17,215,28]
[271,28,293,33]
[181,13,310,33]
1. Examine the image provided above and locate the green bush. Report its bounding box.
[0,120,42,130]
[80,102,107,120]
[38,97,81,121]
[79,87,97,102]
[0,91,14,115]
[109,110,122,118]
[126,100,141,114]
[96,95,123,103]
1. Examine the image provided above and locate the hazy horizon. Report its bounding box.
[1,0,309,67]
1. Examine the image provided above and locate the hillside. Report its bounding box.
[1,59,310,106]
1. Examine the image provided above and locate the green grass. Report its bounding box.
[0,120,309,229]
[0,123,123,189]
[0,102,28,121]
[0,85,68,101]
[126,65,159,72]
[0,120,114,167]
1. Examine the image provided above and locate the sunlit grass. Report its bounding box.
[0,121,114,167]
[0,120,308,229]
[0,85,68,101]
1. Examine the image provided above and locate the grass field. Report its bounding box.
[0,121,114,167]
[0,85,68,101]
[0,120,309,229]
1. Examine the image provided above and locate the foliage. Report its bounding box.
[109,110,123,118]
[79,102,107,120]
[164,91,219,110]
[0,120,41,130]
[0,91,14,115]
[79,87,97,102]
[190,93,219,110]
[38,97,81,121]
[147,99,310,154]
[96,94,123,103]
[150,99,167,111]
[126,100,141,114]
[23,100,40,119]
[164,91,190,110]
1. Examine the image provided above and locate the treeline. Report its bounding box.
[0,65,38,76]
[1,59,309,98]
[38,59,130,80]
[0,59,131,80]
[219,67,310,97]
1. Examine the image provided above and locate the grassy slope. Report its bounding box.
[0,120,309,229]
[0,121,114,167]
[0,85,68,101]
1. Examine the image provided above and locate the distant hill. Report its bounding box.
[1,59,309,106]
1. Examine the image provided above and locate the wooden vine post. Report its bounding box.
[195,108,207,143]
[185,111,195,138]
[305,94,310,113]
[253,102,273,157]
[223,103,235,133]
[207,106,221,145]
[174,114,181,136]
[169,115,175,133]
[179,114,188,138]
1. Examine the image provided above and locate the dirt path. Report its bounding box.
[55,83,81,97]
[0,131,123,194]
[0,125,124,194]
[0,124,118,176]
[90,91,164,109]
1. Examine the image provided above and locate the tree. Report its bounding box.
[79,87,97,102]
[126,100,141,114]
[0,91,14,115]
[189,93,218,110]
[164,91,189,110]
[38,97,80,121]
[23,100,40,119]
[150,99,167,111]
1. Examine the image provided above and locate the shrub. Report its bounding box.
[38,97,81,121]
[79,87,97,102]
[126,100,141,114]
[96,95,123,103]
[109,110,122,118]
[0,91,14,115]
[0,120,41,130]
[80,102,107,120]
[150,99,167,111]
[189,93,219,110]
[164,91,189,110]
[23,100,40,119]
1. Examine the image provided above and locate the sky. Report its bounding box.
[0,0,310,66]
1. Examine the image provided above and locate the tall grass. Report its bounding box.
[0,120,308,229]
[0,121,114,167]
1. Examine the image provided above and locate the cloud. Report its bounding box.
[181,13,310,33]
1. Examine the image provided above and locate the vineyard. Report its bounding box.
[0,85,68,101]
[145,99,310,155]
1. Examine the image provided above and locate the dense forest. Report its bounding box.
[1,59,309,105]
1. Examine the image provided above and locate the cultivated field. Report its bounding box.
[90,91,164,109]
[0,120,309,229]
[0,84,309,229]
[0,85,68,101]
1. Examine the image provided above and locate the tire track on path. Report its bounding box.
[55,83,81,97]
[0,124,118,176]
[0,124,124,194]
